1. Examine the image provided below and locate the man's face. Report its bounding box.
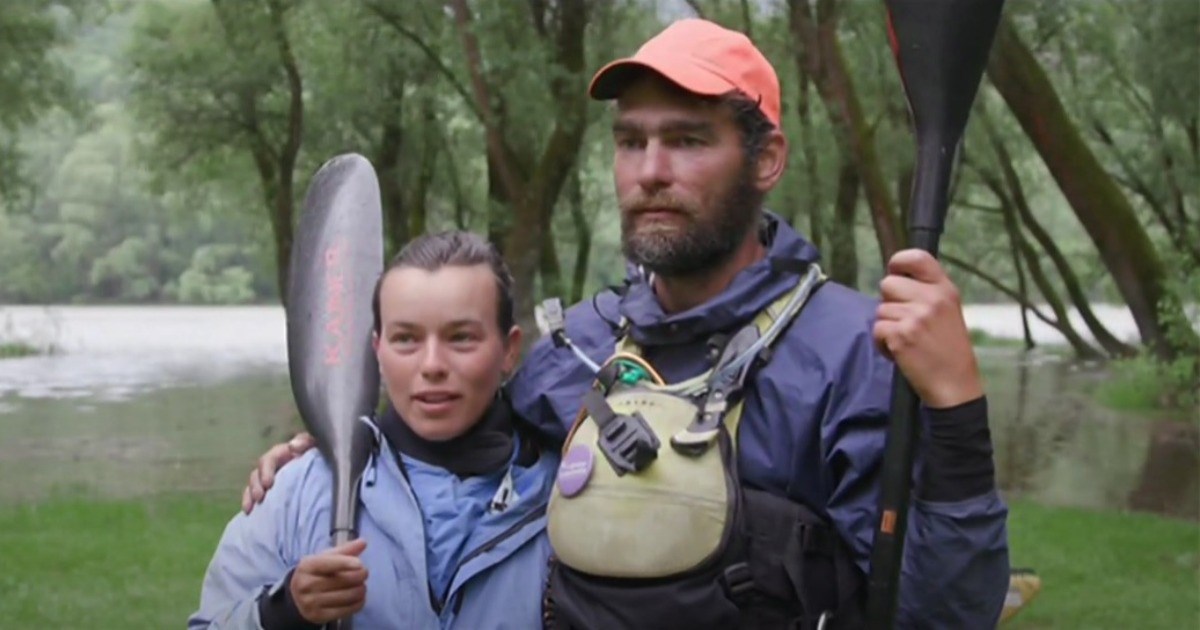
[612,75,762,278]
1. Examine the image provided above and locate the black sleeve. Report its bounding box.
[916,396,996,502]
[258,569,322,630]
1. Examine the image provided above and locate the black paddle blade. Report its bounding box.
[885,0,1005,243]
[286,153,382,545]
[866,3,1006,629]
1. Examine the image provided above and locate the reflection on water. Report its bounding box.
[0,305,1195,521]
[983,347,1199,521]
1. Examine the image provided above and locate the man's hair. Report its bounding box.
[721,92,776,165]
[371,231,515,335]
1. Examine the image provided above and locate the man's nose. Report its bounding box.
[636,140,672,191]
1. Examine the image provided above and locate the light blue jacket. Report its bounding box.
[189,430,559,629]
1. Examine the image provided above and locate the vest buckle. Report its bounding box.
[597,410,661,475]
[720,562,757,607]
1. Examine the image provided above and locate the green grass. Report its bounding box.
[0,494,1196,628]
[1006,501,1200,629]
[0,341,39,359]
[0,491,236,627]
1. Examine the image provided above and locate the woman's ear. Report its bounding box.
[371,331,381,353]
[503,326,523,375]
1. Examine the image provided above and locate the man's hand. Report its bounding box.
[291,539,369,624]
[874,249,984,409]
[241,432,316,514]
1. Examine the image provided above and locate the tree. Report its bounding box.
[128,0,306,302]
[0,0,82,198]
[986,15,1196,358]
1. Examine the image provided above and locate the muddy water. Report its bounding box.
[0,305,1195,520]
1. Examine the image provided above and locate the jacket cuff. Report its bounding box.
[917,396,996,502]
[258,569,321,630]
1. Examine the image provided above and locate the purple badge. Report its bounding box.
[557,444,595,498]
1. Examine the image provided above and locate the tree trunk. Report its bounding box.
[451,0,589,337]
[1001,200,1035,351]
[981,118,1136,357]
[540,217,565,302]
[376,119,407,255]
[788,0,903,265]
[998,187,1103,360]
[987,17,1187,358]
[568,167,591,305]
[828,158,859,287]
[408,99,438,239]
[794,42,825,254]
[265,0,302,303]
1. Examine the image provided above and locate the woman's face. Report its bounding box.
[372,264,520,441]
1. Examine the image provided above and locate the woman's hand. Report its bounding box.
[291,539,369,624]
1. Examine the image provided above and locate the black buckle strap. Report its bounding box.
[798,521,836,557]
[584,388,660,475]
[720,562,757,607]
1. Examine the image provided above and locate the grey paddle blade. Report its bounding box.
[286,153,383,546]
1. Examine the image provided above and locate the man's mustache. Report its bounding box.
[620,193,694,215]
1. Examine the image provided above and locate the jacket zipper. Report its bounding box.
[440,504,548,614]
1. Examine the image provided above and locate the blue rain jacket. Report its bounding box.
[189,428,559,629]
[509,213,1009,628]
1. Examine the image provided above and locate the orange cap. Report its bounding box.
[589,19,781,128]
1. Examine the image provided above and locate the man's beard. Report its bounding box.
[620,167,762,278]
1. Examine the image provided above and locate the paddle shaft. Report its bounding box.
[864,1,1004,625]
[863,146,952,628]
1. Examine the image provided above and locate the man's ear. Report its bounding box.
[753,130,788,193]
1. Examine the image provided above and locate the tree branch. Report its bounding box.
[447,0,524,201]
[366,1,482,123]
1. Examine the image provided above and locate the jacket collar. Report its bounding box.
[378,397,524,478]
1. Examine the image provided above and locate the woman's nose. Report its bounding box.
[418,342,449,379]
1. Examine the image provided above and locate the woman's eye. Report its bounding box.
[390,333,415,344]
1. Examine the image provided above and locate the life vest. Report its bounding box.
[541,264,865,630]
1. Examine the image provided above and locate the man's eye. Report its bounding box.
[615,136,643,150]
[450,332,477,343]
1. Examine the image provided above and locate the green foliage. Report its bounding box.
[177,245,256,304]
[0,0,1191,353]
[1102,251,1200,412]
[0,342,39,359]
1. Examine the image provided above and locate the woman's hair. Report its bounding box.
[371,231,516,335]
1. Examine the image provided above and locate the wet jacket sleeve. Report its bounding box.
[822,333,1009,629]
[188,464,308,629]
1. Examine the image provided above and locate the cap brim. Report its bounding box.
[588,56,735,101]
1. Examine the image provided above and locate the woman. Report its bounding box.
[190,232,558,629]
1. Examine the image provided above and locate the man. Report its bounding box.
[247,19,1008,629]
